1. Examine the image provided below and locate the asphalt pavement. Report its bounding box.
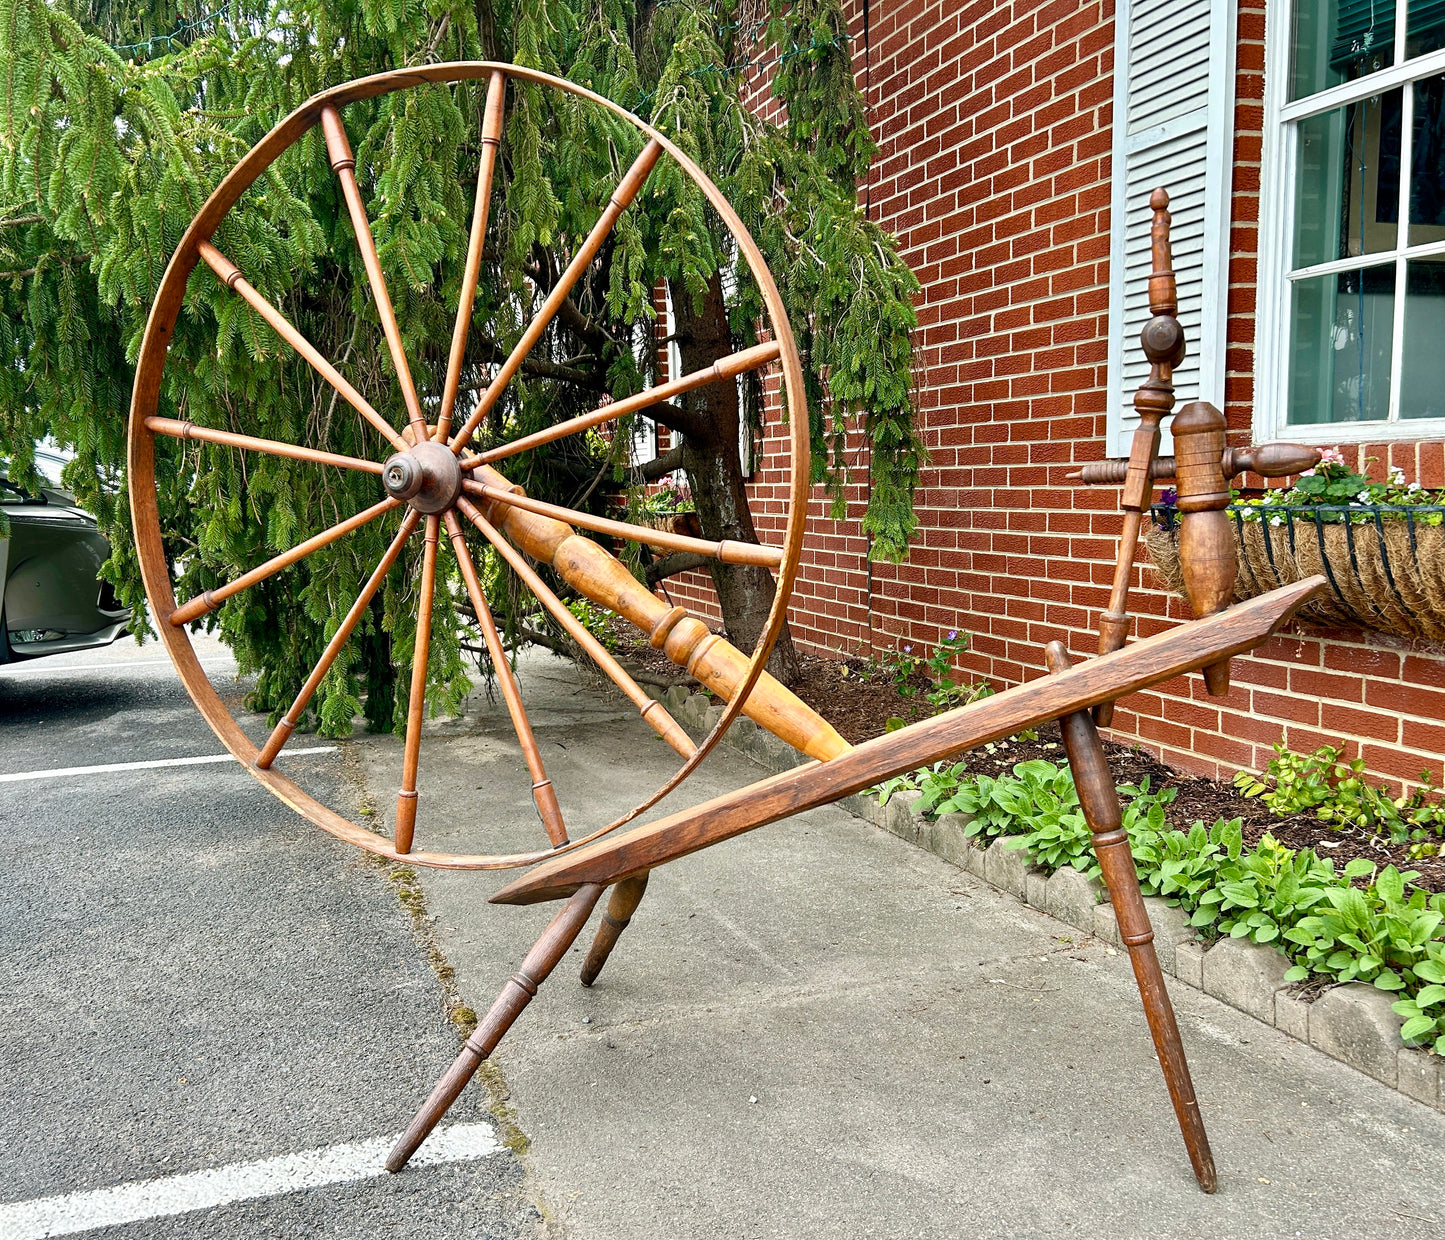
[0,634,540,1239]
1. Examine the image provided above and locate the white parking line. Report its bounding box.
[0,656,234,677]
[0,748,336,784]
[0,1122,501,1239]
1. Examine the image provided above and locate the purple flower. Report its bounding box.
[947,630,958,640]
[903,645,912,654]
[1159,487,1178,507]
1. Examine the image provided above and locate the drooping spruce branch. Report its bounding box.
[1,0,920,721]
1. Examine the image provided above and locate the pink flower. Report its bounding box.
[1319,447,1347,467]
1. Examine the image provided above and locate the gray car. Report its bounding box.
[1,447,129,663]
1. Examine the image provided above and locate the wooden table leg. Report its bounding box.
[580,871,650,987]
[1045,641,1218,1193]
[386,882,605,1173]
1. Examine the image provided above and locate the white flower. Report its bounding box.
[1408,481,1423,493]
[1357,490,1373,503]
[1389,467,1406,485]
[1269,515,1283,526]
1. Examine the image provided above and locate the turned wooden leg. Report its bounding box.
[1046,642,1218,1194]
[580,871,650,987]
[386,883,604,1173]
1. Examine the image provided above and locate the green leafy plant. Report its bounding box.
[1286,862,1445,1000]
[564,599,620,654]
[881,749,1445,1052]
[882,644,925,697]
[922,629,991,710]
[1230,451,1445,526]
[1235,742,1444,853]
[877,629,991,709]
[633,480,696,517]
[1193,833,1339,945]
[871,771,918,807]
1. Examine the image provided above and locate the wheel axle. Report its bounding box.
[382,441,463,513]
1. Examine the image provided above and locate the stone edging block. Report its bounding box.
[648,684,1442,1114]
[1044,866,1098,932]
[1201,936,1292,1024]
[1309,982,1404,1088]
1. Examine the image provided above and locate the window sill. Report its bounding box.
[1276,421,1445,445]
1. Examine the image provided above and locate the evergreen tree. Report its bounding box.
[0,0,920,733]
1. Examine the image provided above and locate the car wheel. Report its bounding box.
[0,607,10,665]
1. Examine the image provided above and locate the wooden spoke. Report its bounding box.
[460,476,783,569]
[256,508,421,769]
[145,415,384,475]
[196,241,408,453]
[171,496,401,627]
[457,495,697,759]
[436,70,507,445]
[319,105,428,443]
[443,510,568,847]
[449,138,665,455]
[395,514,440,853]
[459,340,781,470]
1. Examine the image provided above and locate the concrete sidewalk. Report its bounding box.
[353,651,1445,1239]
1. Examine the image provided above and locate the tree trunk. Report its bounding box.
[668,273,800,685]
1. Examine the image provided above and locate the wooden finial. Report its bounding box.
[1095,188,1180,726]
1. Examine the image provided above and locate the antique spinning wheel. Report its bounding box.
[128,63,829,871]
[130,61,1336,1195]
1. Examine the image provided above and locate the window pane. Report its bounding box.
[1292,0,1396,99]
[1288,265,1396,423]
[1294,90,1404,266]
[1410,74,1445,243]
[1401,256,1445,415]
[1408,0,1445,57]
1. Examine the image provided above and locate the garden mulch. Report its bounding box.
[610,630,1445,894]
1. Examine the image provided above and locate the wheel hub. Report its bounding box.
[382,441,463,513]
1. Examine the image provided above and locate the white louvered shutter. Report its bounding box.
[1105,0,1236,457]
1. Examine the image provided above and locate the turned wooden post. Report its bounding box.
[386,883,605,1172]
[1171,401,1236,695]
[469,463,849,762]
[1068,442,1322,486]
[580,871,651,987]
[1045,641,1217,1193]
[1095,189,1182,727]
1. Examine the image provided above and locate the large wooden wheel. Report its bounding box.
[127,64,813,871]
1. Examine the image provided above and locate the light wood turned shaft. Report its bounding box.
[1097,187,1180,728]
[471,464,850,762]
[394,514,440,853]
[1045,641,1217,1194]
[1172,401,1235,696]
[436,68,506,444]
[580,871,650,987]
[385,883,605,1172]
[319,105,429,444]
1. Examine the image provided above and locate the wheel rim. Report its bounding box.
[127,62,810,871]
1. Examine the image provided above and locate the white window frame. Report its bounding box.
[1255,0,1445,443]
[1106,0,1238,458]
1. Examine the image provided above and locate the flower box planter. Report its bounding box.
[637,510,702,538]
[1146,503,1445,642]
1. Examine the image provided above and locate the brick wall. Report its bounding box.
[659,0,1445,793]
